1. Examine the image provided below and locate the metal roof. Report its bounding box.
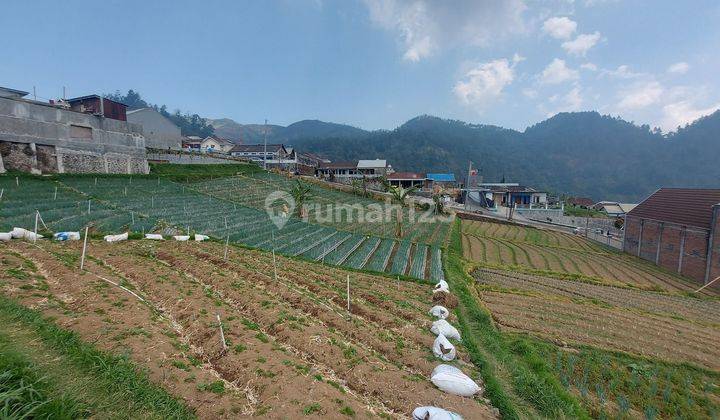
[427,173,456,182]
[628,188,720,229]
[357,159,387,168]
[67,95,128,107]
[229,143,284,152]
[318,161,358,169]
[0,86,29,97]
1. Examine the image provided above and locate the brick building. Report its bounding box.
[623,188,720,284]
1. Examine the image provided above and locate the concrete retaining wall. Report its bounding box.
[0,96,148,174]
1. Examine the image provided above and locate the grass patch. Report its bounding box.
[0,295,194,419]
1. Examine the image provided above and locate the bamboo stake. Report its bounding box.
[217,314,228,351]
[87,200,91,214]
[53,186,57,200]
[80,226,89,270]
[33,211,39,244]
[346,274,351,313]
[0,188,3,201]
[16,176,19,186]
[694,276,720,294]
[131,211,135,225]
[224,235,230,260]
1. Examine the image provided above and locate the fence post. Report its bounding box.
[346,274,351,313]
[80,226,89,270]
[33,210,39,244]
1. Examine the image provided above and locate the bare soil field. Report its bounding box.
[0,239,494,419]
[460,219,717,296]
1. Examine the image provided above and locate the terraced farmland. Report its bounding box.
[0,239,494,419]
[193,172,452,246]
[461,219,712,294]
[0,174,444,281]
[471,268,720,418]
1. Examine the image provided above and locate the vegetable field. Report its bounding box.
[473,268,720,418]
[0,239,494,419]
[0,175,444,281]
[461,219,712,294]
[193,172,451,246]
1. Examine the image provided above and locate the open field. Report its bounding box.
[471,268,720,418]
[461,219,715,295]
[0,173,444,281]
[0,239,493,419]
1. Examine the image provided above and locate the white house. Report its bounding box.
[200,136,235,153]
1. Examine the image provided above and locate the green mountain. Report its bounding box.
[286,112,720,202]
[208,118,366,144]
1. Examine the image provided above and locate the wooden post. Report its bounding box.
[0,188,4,201]
[16,176,19,186]
[216,314,228,351]
[131,211,135,225]
[33,211,39,244]
[346,274,351,313]
[53,186,57,200]
[224,235,230,260]
[80,226,89,270]
[94,177,97,186]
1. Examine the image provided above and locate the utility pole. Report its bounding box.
[464,161,472,211]
[263,118,268,170]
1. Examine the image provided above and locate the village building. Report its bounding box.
[182,136,203,150]
[0,86,148,174]
[472,183,547,207]
[126,107,183,149]
[593,201,637,217]
[623,188,720,284]
[229,144,288,161]
[427,173,457,189]
[200,135,235,153]
[387,172,427,189]
[357,159,392,177]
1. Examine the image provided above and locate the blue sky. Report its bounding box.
[2,0,719,131]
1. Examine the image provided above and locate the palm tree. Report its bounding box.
[290,180,313,218]
[432,193,445,215]
[384,181,417,238]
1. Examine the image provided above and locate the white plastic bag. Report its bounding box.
[173,235,190,241]
[430,319,461,341]
[0,232,11,241]
[433,280,450,293]
[104,232,128,242]
[412,406,463,420]
[11,227,29,239]
[433,334,456,361]
[429,305,449,319]
[144,234,164,240]
[53,232,80,241]
[194,234,209,241]
[431,364,481,397]
[23,231,43,241]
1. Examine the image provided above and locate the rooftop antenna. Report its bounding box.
[263,118,268,170]
[33,86,37,101]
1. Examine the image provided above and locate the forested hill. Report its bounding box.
[286,112,720,202]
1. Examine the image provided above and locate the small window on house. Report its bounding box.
[70,125,92,139]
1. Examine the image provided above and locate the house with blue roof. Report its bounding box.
[426,173,457,188]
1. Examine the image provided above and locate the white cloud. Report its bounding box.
[561,31,601,56]
[667,62,690,75]
[512,53,526,63]
[661,100,720,130]
[617,81,664,110]
[540,58,579,84]
[453,58,515,109]
[363,0,527,61]
[541,86,584,117]
[602,64,644,79]
[542,16,577,40]
[522,88,538,99]
[580,62,597,71]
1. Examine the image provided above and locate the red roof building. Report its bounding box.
[623,188,720,284]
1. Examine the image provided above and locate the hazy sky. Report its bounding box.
[3,0,719,131]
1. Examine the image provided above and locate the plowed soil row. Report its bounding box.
[1,240,494,419]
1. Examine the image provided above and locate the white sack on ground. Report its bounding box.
[173,235,190,241]
[23,232,43,241]
[144,234,164,240]
[429,305,449,319]
[431,319,461,341]
[412,406,463,420]
[0,233,11,241]
[11,227,29,239]
[104,232,128,242]
[53,232,80,241]
[433,334,456,361]
[433,280,450,293]
[431,364,481,397]
[194,234,209,241]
